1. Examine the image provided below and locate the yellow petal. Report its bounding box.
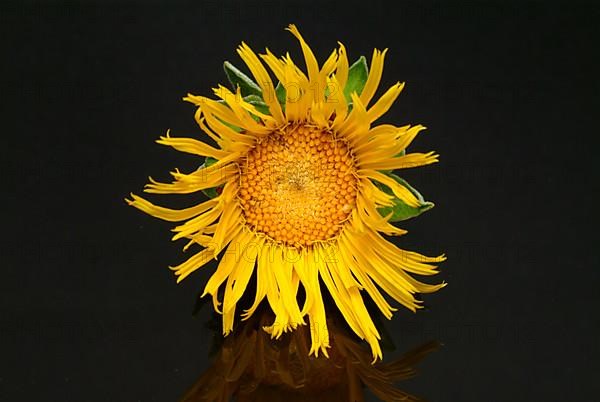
[366,82,405,123]
[359,169,420,207]
[156,129,228,159]
[360,48,388,107]
[202,230,252,297]
[126,194,218,222]
[170,247,215,283]
[222,235,262,313]
[286,24,319,85]
[335,42,349,90]
[237,42,285,124]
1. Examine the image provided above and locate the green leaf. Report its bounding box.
[343,56,368,103]
[200,157,220,198]
[275,81,286,105]
[223,61,262,97]
[204,156,218,167]
[376,173,434,222]
[243,94,270,115]
[220,118,242,133]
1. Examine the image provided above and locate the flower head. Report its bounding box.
[127,24,445,361]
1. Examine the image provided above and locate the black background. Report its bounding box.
[1,1,599,401]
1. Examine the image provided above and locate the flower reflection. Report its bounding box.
[180,307,439,402]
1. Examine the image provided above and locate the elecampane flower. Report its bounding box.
[127,25,445,361]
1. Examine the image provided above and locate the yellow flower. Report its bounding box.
[127,24,445,361]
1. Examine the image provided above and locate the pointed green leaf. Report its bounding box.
[220,118,242,133]
[274,81,286,113]
[200,157,220,198]
[204,156,218,167]
[223,61,262,97]
[243,94,270,115]
[275,81,286,105]
[376,173,434,222]
[343,56,368,103]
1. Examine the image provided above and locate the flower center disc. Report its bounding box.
[239,124,357,247]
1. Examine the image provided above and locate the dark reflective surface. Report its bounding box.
[180,307,438,402]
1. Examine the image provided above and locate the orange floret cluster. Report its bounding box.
[239,124,357,247]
